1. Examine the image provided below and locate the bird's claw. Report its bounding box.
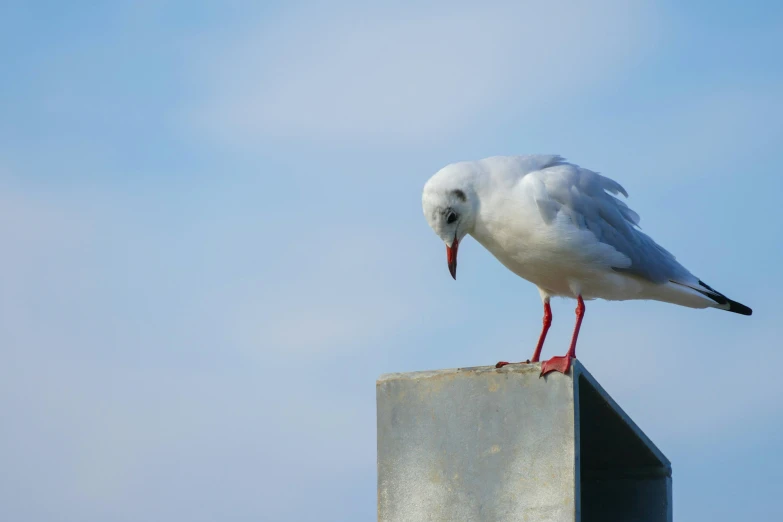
[540,354,574,377]
[495,359,531,369]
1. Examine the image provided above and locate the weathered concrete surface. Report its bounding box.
[377,364,577,522]
[377,361,671,522]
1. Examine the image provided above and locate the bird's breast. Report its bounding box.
[472,220,564,288]
[471,210,622,297]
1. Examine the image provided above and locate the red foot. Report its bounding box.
[495,360,530,369]
[540,355,574,377]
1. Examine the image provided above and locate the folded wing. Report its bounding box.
[528,162,692,284]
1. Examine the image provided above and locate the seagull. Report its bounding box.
[422,155,752,376]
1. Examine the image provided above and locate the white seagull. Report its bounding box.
[422,155,752,376]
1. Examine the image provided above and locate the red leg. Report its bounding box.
[531,301,552,363]
[496,301,552,368]
[540,296,585,377]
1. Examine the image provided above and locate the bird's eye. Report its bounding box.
[446,211,458,224]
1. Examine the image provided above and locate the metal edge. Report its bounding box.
[572,360,672,472]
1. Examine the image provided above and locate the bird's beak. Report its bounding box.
[446,237,459,280]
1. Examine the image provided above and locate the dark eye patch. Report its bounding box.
[452,189,467,202]
[446,211,458,224]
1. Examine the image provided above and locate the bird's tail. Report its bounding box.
[669,279,752,316]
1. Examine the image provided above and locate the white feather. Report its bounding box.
[422,155,746,312]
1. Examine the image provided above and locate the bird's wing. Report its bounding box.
[526,163,692,284]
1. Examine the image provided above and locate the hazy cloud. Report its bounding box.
[188,1,654,144]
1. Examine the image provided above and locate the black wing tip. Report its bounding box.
[727,299,753,316]
[682,280,752,316]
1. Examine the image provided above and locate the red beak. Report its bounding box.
[446,237,459,280]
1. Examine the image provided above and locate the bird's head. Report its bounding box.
[422,170,477,280]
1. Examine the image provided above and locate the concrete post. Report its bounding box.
[377,361,671,522]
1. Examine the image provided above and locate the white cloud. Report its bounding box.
[227,227,446,360]
[188,0,654,144]
[0,175,97,360]
[596,86,783,184]
[0,183,383,521]
[0,174,91,253]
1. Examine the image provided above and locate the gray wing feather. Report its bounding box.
[532,163,691,284]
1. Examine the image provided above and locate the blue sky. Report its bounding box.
[1,1,782,520]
